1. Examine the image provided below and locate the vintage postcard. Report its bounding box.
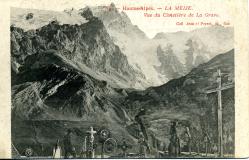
[0,0,248,159]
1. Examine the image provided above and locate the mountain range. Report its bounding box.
[11,5,234,86]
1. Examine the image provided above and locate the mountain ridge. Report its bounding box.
[11,10,147,89]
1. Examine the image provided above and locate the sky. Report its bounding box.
[8,0,233,38]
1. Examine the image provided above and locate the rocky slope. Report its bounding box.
[90,4,162,84]
[11,50,137,156]
[11,8,146,89]
[91,3,147,40]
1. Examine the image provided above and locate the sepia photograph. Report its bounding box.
[0,0,248,159]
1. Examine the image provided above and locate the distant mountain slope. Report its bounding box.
[153,25,234,63]
[90,4,234,85]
